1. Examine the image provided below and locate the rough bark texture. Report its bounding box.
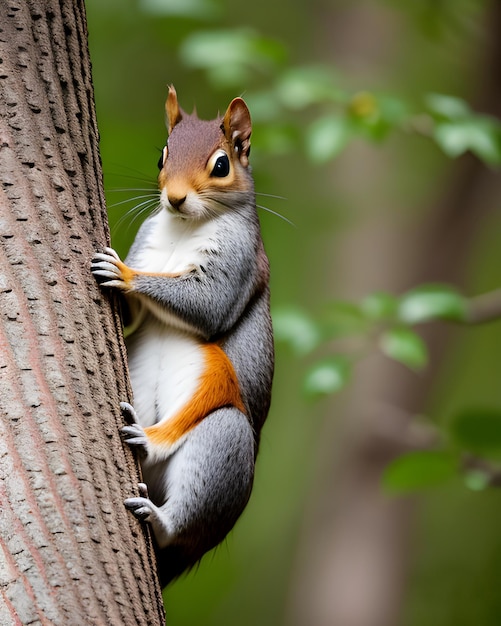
[0,1,165,624]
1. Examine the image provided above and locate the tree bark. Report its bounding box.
[0,1,165,624]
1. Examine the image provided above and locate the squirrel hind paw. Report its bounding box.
[120,423,148,452]
[124,496,154,521]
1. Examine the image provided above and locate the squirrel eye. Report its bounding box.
[157,146,167,171]
[211,153,230,178]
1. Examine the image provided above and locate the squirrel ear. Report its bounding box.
[165,85,183,133]
[222,98,252,167]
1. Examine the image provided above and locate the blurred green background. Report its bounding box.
[85,1,501,624]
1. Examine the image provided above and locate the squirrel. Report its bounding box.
[91,86,274,586]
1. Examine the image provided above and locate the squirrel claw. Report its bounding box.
[120,401,139,424]
[91,248,128,289]
[138,482,149,499]
[102,246,121,260]
[120,404,148,456]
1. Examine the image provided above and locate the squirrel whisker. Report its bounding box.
[256,204,295,227]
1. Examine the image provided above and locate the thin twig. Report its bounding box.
[464,288,501,324]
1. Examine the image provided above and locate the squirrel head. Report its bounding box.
[158,85,253,220]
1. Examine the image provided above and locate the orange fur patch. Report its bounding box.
[116,260,136,288]
[144,343,246,448]
[120,262,193,289]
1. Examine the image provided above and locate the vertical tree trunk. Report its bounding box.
[0,1,165,623]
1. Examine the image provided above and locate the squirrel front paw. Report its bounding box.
[91,247,134,290]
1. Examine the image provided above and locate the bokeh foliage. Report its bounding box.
[86,0,501,624]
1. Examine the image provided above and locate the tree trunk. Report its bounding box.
[0,1,165,624]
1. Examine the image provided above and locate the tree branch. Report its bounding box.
[464,288,501,324]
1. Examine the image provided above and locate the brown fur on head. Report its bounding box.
[158,87,253,219]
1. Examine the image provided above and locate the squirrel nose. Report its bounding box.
[168,194,187,211]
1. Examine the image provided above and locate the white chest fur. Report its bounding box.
[124,209,222,427]
[132,209,221,275]
[126,322,205,431]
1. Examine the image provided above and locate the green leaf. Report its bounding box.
[464,469,490,492]
[468,118,501,165]
[425,93,471,120]
[272,307,320,356]
[433,118,501,166]
[378,95,409,126]
[303,356,351,398]
[383,450,458,493]
[325,301,365,319]
[361,291,398,321]
[179,30,286,87]
[380,327,428,371]
[398,284,467,324]
[306,115,351,163]
[449,408,501,457]
[348,92,407,141]
[320,300,367,337]
[275,66,345,110]
[433,122,469,158]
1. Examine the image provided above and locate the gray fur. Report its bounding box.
[128,207,263,340]
[92,97,274,586]
[123,407,255,584]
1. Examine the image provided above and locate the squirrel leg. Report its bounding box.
[123,406,255,582]
[124,493,176,548]
[91,247,193,292]
[119,402,175,544]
